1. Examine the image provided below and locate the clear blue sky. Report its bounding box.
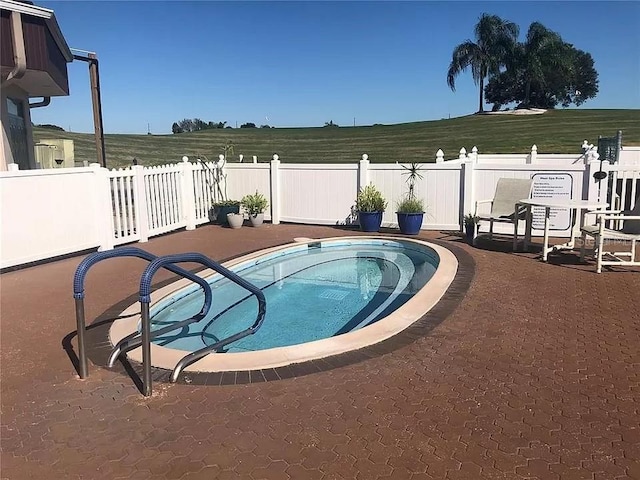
[31,1,640,134]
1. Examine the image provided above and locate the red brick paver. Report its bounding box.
[1,224,639,480]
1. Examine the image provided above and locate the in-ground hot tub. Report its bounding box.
[110,237,458,373]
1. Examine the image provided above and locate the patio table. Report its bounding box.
[515,199,608,261]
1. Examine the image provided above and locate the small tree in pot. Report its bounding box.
[396,163,425,235]
[241,191,269,227]
[196,151,240,225]
[464,213,480,243]
[356,184,387,232]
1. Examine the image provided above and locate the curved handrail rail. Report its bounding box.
[138,253,266,396]
[72,247,212,379]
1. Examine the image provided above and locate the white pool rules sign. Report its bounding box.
[530,173,573,231]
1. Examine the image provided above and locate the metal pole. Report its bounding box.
[72,52,107,168]
[141,302,152,397]
[75,298,88,378]
[88,53,106,168]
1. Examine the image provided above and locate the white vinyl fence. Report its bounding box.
[2,145,639,269]
[0,167,106,267]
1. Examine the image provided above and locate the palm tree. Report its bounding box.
[447,13,519,113]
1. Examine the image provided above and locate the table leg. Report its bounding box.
[513,203,519,252]
[524,205,532,252]
[567,207,579,249]
[543,206,551,262]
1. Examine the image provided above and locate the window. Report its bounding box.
[6,97,30,170]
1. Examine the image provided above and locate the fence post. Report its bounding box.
[92,164,115,251]
[528,144,537,164]
[435,149,444,163]
[270,154,280,225]
[471,146,478,162]
[461,160,476,230]
[358,154,370,190]
[459,147,467,160]
[132,165,149,242]
[180,159,196,230]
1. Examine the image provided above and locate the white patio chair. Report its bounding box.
[475,178,533,247]
[580,199,640,273]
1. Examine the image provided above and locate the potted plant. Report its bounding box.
[241,191,269,227]
[396,163,425,235]
[464,213,480,243]
[396,196,425,235]
[210,199,241,226]
[226,209,244,229]
[356,184,387,232]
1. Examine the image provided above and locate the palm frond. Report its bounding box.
[447,41,482,90]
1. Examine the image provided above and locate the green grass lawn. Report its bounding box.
[33,109,640,168]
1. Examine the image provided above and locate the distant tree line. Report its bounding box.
[447,14,599,112]
[240,122,273,128]
[172,119,274,133]
[34,123,65,131]
[172,118,228,133]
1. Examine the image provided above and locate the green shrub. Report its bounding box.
[396,196,425,213]
[241,191,269,216]
[464,213,480,226]
[212,200,241,208]
[356,184,387,212]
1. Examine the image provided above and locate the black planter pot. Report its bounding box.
[209,204,240,225]
[465,223,476,243]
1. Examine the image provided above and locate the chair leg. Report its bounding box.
[596,234,604,274]
[580,232,587,261]
[489,220,493,240]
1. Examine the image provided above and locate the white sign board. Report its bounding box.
[531,173,573,230]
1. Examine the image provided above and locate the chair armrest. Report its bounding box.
[591,209,624,215]
[474,199,493,216]
[599,215,640,221]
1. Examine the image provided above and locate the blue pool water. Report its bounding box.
[148,239,439,352]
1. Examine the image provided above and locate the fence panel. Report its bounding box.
[107,168,140,245]
[225,164,272,220]
[144,164,186,237]
[369,163,462,230]
[609,164,640,211]
[191,162,218,224]
[279,164,359,225]
[619,147,640,166]
[0,168,104,268]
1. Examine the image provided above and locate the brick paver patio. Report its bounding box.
[1,224,639,480]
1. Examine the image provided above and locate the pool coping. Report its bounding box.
[109,236,460,376]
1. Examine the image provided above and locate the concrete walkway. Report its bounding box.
[1,224,639,480]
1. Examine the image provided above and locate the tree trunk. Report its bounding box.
[478,75,485,113]
[524,79,531,107]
